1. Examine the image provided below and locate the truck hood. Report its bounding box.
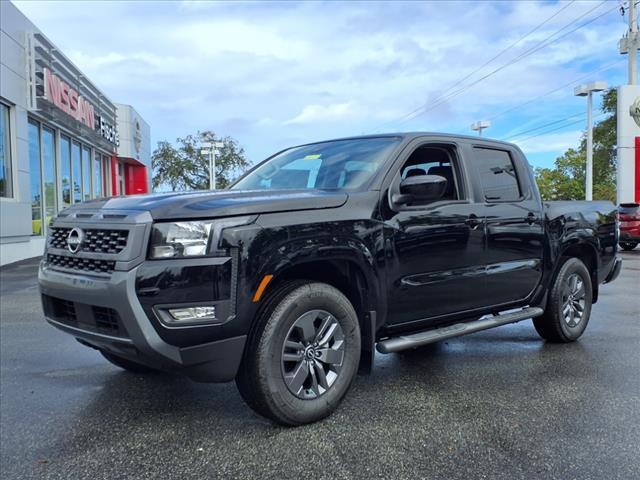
[68,189,349,220]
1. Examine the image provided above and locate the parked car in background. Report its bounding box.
[39,133,622,425]
[619,203,640,251]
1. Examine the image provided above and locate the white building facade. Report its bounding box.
[0,2,151,266]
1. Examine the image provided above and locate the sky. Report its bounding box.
[13,0,628,170]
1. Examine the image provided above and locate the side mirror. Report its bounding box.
[392,174,447,205]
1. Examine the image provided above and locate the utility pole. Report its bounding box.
[620,0,638,84]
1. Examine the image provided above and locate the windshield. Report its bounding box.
[231,137,401,191]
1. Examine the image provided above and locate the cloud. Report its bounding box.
[285,102,354,125]
[12,0,622,164]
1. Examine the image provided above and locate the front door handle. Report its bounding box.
[465,214,482,229]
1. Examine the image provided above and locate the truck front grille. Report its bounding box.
[46,254,116,274]
[49,227,129,254]
[42,294,126,338]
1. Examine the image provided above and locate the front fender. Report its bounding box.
[259,229,382,310]
[230,217,385,331]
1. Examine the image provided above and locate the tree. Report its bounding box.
[152,131,250,192]
[535,88,617,202]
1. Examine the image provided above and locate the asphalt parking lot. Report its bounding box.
[1,252,639,480]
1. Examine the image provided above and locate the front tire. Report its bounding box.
[533,257,593,343]
[236,281,361,426]
[620,242,638,251]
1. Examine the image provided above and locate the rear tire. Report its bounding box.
[236,281,361,426]
[533,257,592,343]
[101,351,157,374]
[620,242,638,251]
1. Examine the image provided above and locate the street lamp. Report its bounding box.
[574,81,607,201]
[471,120,491,136]
[200,141,224,190]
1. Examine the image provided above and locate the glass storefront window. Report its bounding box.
[94,151,103,197]
[28,120,42,235]
[60,135,71,208]
[117,161,125,196]
[82,146,91,201]
[27,117,116,233]
[72,141,82,203]
[103,154,111,196]
[0,102,12,198]
[42,127,56,228]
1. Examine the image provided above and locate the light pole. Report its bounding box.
[471,120,491,136]
[200,141,224,190]
[574,81,607,201]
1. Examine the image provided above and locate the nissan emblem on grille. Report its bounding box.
[66,227,84,254]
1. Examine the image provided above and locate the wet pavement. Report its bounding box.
[1,252,639,479]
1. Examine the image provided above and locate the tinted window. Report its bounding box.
[474,148,521,202]
[399,146,459,201]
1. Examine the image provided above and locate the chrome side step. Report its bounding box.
[376,307,544,354]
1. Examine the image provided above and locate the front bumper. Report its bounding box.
[38,263,245,382]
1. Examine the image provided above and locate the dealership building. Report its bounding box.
[0,1,151,265]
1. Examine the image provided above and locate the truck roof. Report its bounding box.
[294,132,519,150]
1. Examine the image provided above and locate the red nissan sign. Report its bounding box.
[43,67,94,129]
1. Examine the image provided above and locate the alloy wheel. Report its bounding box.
[561,273,586,328]
[281,309,345,399]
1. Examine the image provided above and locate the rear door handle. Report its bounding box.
[465,214,482,229]
[526,212,538,225]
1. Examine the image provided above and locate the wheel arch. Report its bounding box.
[267,258,382,326]
[555,241,599,303]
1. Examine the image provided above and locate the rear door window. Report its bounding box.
[474,147,521,202]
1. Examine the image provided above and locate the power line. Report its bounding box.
[375,0,615,131]
[401,1,614,124]
[511,112,607,144]
[515,118,588,143]
[502,112,586,140]
[486,59,624,122]
[378,1,608,130]
[373,0,577,130]
[449,60,621,136]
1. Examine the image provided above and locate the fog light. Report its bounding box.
[168,306,216,322]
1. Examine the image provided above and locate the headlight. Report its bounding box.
[149,216,253,259]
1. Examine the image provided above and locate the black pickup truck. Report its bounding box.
[39,133,622,425]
